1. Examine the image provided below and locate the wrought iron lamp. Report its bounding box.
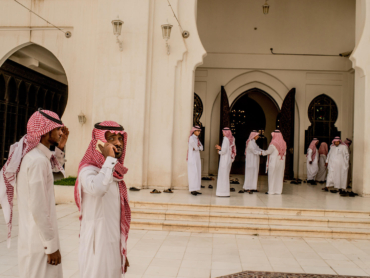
[263,0,269,14]
[111,16,124,51]
[161,24,173,55]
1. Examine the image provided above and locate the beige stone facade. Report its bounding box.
[0,0,369,197]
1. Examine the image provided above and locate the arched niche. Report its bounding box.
[305,94,340,152]
[0,74,5,100]
[18,81,28,105]
[0,43,68,167]
[6,77,17,103]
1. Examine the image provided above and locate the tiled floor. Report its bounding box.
[0,203,370,277]
[129,175,370,212]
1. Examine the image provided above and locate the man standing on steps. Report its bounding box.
[0,109,68,278]
[325,136,349,194]
[306,138,319,185]
[187,126,203,196]
[241,130,263,194]
[215,127,236,197]
[262,130,286,195]
[257,130,268,175]
[75,121,131,278]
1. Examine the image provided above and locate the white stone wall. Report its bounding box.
[0,0,205,190]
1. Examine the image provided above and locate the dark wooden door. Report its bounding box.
[278,88,296,180]
[219,86,230,145]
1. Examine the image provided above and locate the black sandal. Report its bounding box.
[164,189,173,193]
[208,185,213,189]
[238,190,244,193]
[191,191,198,196]
[150,189,161,194]
[230,188,235,192]
[201,185,205,188]
[129,187,141,191]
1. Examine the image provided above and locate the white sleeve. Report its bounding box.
[262,145,274,156]
[52,147,66,171]
[199,142,203,151]
[218,138,228,155]
[307,149,313,162]
[190,137,200,151]
[28,158,58,255]
[80,157,118,197]
[326,149,331,164]
[250,142,263,155]
[343,146,349,169]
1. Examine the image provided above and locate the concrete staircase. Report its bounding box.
[129,201,370,239]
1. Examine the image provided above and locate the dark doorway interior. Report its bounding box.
[230,94,266,174]
[0,60,68,167]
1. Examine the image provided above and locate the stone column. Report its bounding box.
[350,0,370,197]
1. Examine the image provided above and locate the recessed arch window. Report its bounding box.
[305,94,340,152]
[193,92,205,146]
[193,93,203,127]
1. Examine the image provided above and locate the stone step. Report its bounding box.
[130,201,370,218]
[130,218,370,239]
[129,201,370,239]
[131,208,370,229]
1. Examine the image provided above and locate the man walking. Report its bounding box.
[0,109,68,278]
[75,121,131,278]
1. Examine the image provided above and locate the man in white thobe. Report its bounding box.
[75,121,131,278]
[306,138,319,185]
[262,130,286,195]
[215,127,236,197]
[241,131,263,194]
[0,109,68,278]
[187,126,203,196]
[325,137,349,193]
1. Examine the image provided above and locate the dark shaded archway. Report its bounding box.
[230,88,280,174]
[0,45,68,167]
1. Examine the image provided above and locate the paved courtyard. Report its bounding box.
[0,202,369,277]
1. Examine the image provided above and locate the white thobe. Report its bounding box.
[243,140,263,190]
[306,148,319,180]
[16,144,65,278]
[326,145,349,189]
[316,154,327,182]
[188,134,203,192]
[263,145,286,195]
[79,157,122,278]
[216,137,233,197]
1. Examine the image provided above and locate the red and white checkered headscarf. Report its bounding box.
[74,121,130,273]
[0,109,64,247]
[222,127,236,161]
[307,138,319,161]
[319,142,328,156]
[331,136,345,147]
[344,138,352,148]
[270,130,287,160]
[245,131,260,155]
[187,126,202,161]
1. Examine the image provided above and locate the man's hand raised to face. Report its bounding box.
[98,143,117,159]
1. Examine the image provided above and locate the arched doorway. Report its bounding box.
[0,44,68,167]
[229,88,280,174]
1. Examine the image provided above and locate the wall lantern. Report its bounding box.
[111,16,124,51]
[161,23,173,55]
[263,0,269,15]
[78,112,86,125]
